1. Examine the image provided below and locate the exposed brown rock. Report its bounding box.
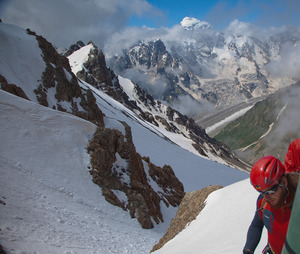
[83,46,113,87]
[64,41,85,57]
[34,84,48,107]
[77,89,104,126]
[151,185,222,252]
[102,189,125,209]
[147,158,184,207]
[0,243,7,254]
[20,29,105,126]
[34,33,82,104]
[0,75,30,101]
[126,189,153,229]
[87,124,184,229]
[76,44,126,104]
[29,29,72,73]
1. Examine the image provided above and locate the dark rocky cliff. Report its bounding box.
[88,123,184,229]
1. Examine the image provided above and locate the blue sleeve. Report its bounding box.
[243,195,264,254]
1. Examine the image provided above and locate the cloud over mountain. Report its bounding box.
[1,0,161,48]
[265,43,300,80]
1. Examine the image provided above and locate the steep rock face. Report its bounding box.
[79,46,113,88]
[16,29,105,126]
[1,26,104,126]
[87,123,184,229]
[64,40,85,57]
[110,39,193,103]
[76,44,131,107]
[151,185,223,252]
[130,39,175,72]
[164,105,240,163]
[73,46,164,127]
[0,74,30,101]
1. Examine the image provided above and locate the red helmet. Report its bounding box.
[250,155,285,192]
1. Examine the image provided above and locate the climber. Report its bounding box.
[243,153,299,254]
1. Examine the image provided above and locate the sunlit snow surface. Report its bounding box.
[0,23,45,102]
[153,179,267,254]
[0,90,163,253]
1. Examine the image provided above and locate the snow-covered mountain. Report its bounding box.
[0,22,252,253]
[106,17,300,112]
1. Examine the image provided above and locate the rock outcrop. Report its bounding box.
[24,29,105,126]
[151,185,222,252]
[87,123,185,229]
[64,40,85,57]
[0,74,30,101]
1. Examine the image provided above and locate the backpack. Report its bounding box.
[284,139,300,174]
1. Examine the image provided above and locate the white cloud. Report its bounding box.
[265,43,300,80]
[104,26,165,56]
[264,84,300,151]
[121,68,168,97]
[168,95,215,117]
[1,0,160,48]
[224,19,268,39]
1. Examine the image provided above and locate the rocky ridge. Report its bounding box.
[1,27,104,126]
[67,42,249,171]
[151,185,223,252]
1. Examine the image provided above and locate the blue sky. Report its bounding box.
[128,0,300,30]
[128,0,221,28]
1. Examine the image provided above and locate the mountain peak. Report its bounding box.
[180,17,213,30]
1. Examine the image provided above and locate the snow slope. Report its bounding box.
[153,179,267,254]
[0,90,163,253]
[0,23,45,102]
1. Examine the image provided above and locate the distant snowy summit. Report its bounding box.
[180,17,213,30]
